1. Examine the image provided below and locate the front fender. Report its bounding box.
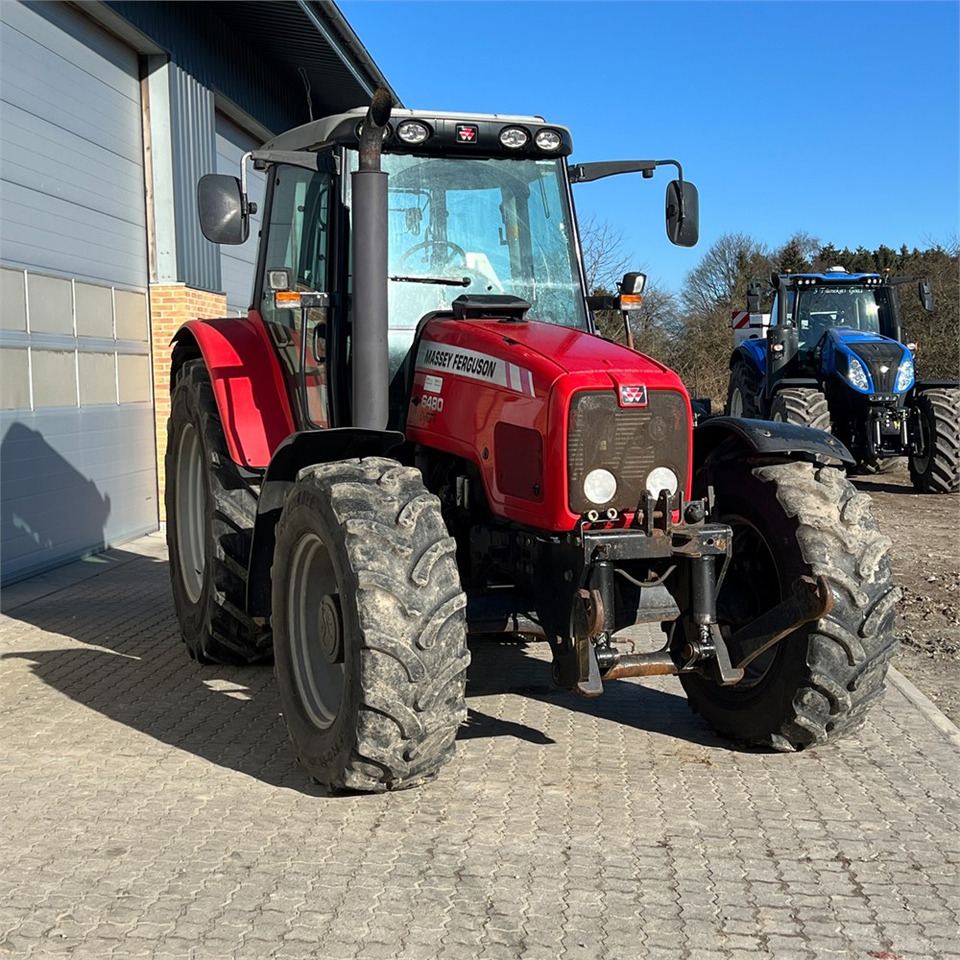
[694,416,853,471]
[172,318,295,468]
[733,340,766,375]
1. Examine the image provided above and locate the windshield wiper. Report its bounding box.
[389,275,472,287]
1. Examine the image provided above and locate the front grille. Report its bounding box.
[567,389,689,514]
[849,341,903,394]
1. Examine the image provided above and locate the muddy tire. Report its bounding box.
[769,387,832,431]
[681,458,899,750]
[725,362,761,419]
[272,457,469,792]
[909,388,960,494]
[165,360,271,664]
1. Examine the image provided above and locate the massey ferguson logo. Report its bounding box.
[619,385,648,407]
[456,124,478,143]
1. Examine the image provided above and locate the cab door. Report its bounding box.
[257,160,334,429]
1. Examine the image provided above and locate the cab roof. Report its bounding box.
[261,107,574,158]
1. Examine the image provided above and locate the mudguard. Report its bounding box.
[694,416,854,469]
[246,427,406,617]
[172,318,295,468]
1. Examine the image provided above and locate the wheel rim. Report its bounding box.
[175,423,206,603]
[717,514,783,689]
[288,532,344,729]
[730,388,744,417]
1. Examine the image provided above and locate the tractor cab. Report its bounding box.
[199,105,697,437]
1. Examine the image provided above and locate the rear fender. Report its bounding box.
[247,428,406,618]
[693,417,853,482]
[172,318,295,469]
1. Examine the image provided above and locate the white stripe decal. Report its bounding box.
[416,340,534,396]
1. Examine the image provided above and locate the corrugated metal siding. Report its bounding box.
[0,3,157,584]
[106,0,302,134]
[0,406,157,583]
[170,68,220,294]
[0,1,147,288]
[215,115,266,315]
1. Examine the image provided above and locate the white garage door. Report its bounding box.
[215,114,266,316]
[0,1,156,583]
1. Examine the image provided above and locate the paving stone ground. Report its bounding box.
[1,533,958,960]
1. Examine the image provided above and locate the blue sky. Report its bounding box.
[339,0,959,294]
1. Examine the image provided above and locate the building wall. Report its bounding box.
[215,114,267,316]
[0,0,387,582]
[0,2,155,582]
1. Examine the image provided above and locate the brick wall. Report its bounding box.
[150,283,228,520]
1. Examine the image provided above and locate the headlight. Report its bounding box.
[846,355,870,391]
[645,466,679,499]
[894,355,915,392]
[397,120,430,144]
[499,126,529,149]
[583,468,617,505]
[535,129,562,151]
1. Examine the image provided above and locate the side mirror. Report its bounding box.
[919,278,935,312]
[665,180,699,247]
[198,174,249,245]
[746,282,763,314]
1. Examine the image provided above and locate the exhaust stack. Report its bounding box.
[351,88,393,429]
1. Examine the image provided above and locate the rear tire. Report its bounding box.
[272,457,469,792]
[725,362,761,419]
[165,359,271,664]
[769,387,831,431]
[909,388,960,494]
[681,458,898,750]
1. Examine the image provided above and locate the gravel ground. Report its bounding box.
[852,460,960,726]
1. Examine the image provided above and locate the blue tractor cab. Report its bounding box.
[726,268,958,493]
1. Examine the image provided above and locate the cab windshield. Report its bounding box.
[351,152,588,332]
[795,285,881,349]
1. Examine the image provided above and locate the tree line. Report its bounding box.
[584,225,959,405]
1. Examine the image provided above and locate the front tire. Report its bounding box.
[165,360,271,663]
[725,362,761,419]
[272,458,469,792]
[768,387,831,431]
[681,458,898,750]
[909,388,960,494]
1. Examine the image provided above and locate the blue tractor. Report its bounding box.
[726,267,959,493]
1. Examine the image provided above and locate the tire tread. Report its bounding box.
[275,457,469,792]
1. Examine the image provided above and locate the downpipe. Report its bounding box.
[351,88,393,430]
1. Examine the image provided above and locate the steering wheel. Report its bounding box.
[399,240,467,270]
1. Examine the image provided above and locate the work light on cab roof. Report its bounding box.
[499,126,529,149]
[396,120,429,144]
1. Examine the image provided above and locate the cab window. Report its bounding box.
[259,164,332,427]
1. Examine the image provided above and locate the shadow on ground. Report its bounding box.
[3,550,725,794]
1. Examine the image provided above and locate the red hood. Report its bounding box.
[421,316,683,389]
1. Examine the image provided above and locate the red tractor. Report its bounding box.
[167,92,897,791]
